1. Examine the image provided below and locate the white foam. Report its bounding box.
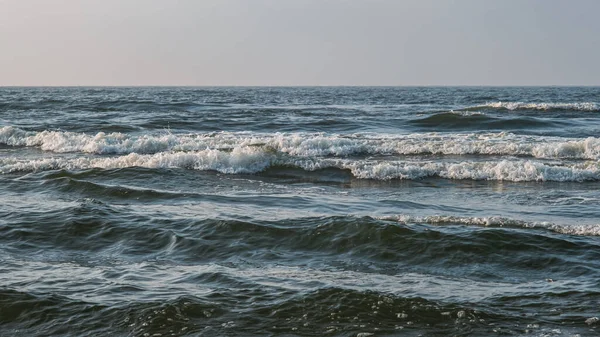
[0,146,274,174]
[2,144,599,182]
[271,133,600,160]
[2,126,600,160]
[380,215,600,236]
[0,126,202,154]
[292,158,600,182]
[475,102,599,111]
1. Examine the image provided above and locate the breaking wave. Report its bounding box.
[2,126,600,160]
[466,102,600,112]
[1,149,599,182]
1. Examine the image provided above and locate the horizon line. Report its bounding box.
[1,84,600,88]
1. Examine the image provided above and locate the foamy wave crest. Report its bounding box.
[0,147,274,174]
[294,158,600,181]
[274,133,600,160]
[2,126,600,160]
[0,126,208,154]
[2,148,599,182]
[379,215,600,236]
[473,102,599,111]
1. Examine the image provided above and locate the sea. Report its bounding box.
[1,86,599,337]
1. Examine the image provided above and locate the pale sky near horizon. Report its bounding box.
[1,0,599,86]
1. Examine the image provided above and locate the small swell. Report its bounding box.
[41,176,189,201]
[410,112,562,130]
[412,111,492,126]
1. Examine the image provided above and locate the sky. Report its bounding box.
[0,0,599,86]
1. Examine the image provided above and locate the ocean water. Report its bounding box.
[1,86,599,337]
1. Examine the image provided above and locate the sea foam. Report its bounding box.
[1,147,599,182]
[2,126,600,160]
[472,102,599,112]
[380,214,600,236]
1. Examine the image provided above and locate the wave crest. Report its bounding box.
[2,127,600,160]
[2,148,599,182]
[380,214,600,236]
[470,102,599,112]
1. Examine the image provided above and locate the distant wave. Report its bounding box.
[411,111,491,126]
[379,215,600,236]
[410,112,560,130]
[465,102,600,112]
[2,126,600,160]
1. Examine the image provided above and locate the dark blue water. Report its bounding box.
[1,87,599,336]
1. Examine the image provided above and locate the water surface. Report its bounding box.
[1,87,599,336]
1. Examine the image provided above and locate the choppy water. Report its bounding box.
[1,87,599,336]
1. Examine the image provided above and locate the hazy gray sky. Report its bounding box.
[1,0,599,86]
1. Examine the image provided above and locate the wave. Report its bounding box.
[466,102,600,112]
[379,215,600,236]
[2,126,600,160]
[2,148,599,182]
[295,158,600,182]
[0,285,529,337]
[410,111,492,127]
[0,126,184,154]
[410,112,561,130]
